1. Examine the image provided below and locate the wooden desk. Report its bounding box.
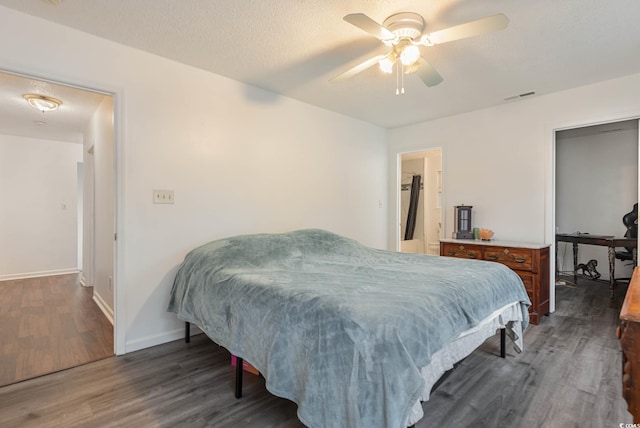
[555,233,637,297]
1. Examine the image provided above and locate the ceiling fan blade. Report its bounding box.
[330,54,388,83]
[421,14,509,45]
[415,57,443,87]
[344,13,397,42]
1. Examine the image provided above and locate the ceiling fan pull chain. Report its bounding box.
[401,63,405,95]
[395,61,400,95]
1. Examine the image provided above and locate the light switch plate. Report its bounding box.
[153,189,174,204]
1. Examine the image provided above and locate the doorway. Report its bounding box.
[398,149,443,255]
[555,119,639,286]
[0,70,116,385]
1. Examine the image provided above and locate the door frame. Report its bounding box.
[1,67,125,355]
[545,114,640,314]
[395,147,444,252]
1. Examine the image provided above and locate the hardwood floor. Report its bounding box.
[0,274,113,387]
[0,277,631,427]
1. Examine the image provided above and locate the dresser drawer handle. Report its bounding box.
[447,251,456,256]
[486,255,499,261]
[513,256,527,263]
[466,253,478,259]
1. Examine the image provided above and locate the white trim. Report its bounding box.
[79,274,91,287]
[545,111,640,314]
[125,325,203,354]
[393,147,445,252]
[92,291,114,325]
[113,87,125,356]
[0,66,126,356]
[0,268,79,282]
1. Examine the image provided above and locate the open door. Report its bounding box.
[399,149,443,255]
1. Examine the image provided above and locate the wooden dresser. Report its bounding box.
[620,267,640,423]
[440,239,550,325]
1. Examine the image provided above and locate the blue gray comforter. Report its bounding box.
[168,229,530,428]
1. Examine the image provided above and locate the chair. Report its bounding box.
[615,203,638,281]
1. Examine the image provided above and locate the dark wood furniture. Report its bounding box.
[440,239,550,325]
[555,233,637,298]
[619,267,640,423]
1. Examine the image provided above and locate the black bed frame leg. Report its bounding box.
[235,357,244,399]
[185,322,191,343]
[500,328,506,358]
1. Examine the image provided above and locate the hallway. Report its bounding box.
[0,273,113,386]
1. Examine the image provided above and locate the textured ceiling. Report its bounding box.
[1,0,640,129]
[0,71,106,143]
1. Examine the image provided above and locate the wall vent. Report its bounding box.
[504,91,536,101]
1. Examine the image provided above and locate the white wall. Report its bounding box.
[0,7,388,353]
[389,73,640,249]
[83,96,115,317]
[0,134,82,279]
[556,121,638,279]
[389,73,640,312]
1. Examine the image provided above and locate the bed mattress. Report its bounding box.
[168,229,530,428]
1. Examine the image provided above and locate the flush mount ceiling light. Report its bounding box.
[23,94,62,112]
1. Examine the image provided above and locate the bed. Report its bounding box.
[168,229,530,428]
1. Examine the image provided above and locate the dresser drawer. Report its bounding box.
[440,240,549,326]
[516,271,534,294]
[484,246,534,272]
[441,243,482,260]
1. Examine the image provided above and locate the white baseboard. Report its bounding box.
[125,324,203,354]
[92,291,114,325]
[0,268,79,282]
[79,274,91,287]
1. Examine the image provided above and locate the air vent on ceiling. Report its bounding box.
[504,91,536,101]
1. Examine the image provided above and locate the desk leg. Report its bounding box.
[609,246,616,298]
[573,242,578,284]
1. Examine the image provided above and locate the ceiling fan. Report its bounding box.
[330,12,509,94]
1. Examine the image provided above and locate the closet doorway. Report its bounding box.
[555,119,639,286]
[398,149,443,255]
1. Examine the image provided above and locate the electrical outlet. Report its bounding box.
[153,189,174,204]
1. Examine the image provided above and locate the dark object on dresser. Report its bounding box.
[440,239,550,325]
[453,205,474,239]
[619,267,640,423]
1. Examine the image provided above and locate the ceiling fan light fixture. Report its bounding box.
[23,94,62,112]
[400,45,420,66]
[334,11,508,93]
[382,12,424,40]
[379,56,395,74]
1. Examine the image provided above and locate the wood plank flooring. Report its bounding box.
[0,274,113,386]
[0,277,631,427]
